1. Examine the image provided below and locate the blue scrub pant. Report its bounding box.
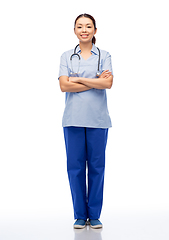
[63,127,108,221]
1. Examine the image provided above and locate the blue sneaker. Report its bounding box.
[74,219,86,229]
[89,219,103,229]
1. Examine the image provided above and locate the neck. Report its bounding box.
[79,41,93,53]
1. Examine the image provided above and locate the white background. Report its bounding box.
[0,0,169,223]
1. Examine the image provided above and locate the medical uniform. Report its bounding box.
[58,44,113,221]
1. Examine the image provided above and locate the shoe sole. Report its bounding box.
[74,224,86,229]
[90,224,103,229]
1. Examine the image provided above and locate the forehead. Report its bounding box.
[76,17,93,25]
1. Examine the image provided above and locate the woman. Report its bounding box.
[58,13,113,229]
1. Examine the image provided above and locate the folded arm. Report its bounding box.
[59,70,113,93]
[59,75,91,92]
[69,70,113,90]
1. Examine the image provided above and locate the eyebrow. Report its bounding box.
[77,23,92,26]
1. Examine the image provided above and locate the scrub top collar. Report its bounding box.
[76,44,99,55]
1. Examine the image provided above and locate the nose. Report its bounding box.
[82,26,87,32]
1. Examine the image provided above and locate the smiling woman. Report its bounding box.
[58,13,114,229]
[74,13,97,44]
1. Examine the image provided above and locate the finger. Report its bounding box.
[104,72,112,78]
[102,70,109,74]
[102,70,111,76]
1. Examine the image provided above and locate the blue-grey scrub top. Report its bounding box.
[58,44,113,128]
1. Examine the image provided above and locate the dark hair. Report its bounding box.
[74,13,97,44]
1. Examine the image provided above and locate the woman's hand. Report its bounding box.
[99,70,112,79]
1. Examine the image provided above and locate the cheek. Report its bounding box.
[75,28,81,34]
[90,29,95,36]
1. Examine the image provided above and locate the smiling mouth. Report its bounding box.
[81,34,89,38]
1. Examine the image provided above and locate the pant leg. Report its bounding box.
[86,128,108,220]
[63,127,87,220]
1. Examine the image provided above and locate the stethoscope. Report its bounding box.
[70,44,101,77]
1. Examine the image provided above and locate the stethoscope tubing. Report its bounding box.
[70,44,101,77]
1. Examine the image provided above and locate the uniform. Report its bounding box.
[58,43,113,220]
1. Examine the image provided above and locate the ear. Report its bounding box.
[94,28,97,35]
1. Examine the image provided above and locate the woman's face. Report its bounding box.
[74,17,97,43]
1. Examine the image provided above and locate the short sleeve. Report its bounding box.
[58,52,69,80]
[102,52,113,75]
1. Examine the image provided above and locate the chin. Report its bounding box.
[79,39,92,43]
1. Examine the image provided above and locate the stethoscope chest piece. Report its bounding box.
[96,71,101,77]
